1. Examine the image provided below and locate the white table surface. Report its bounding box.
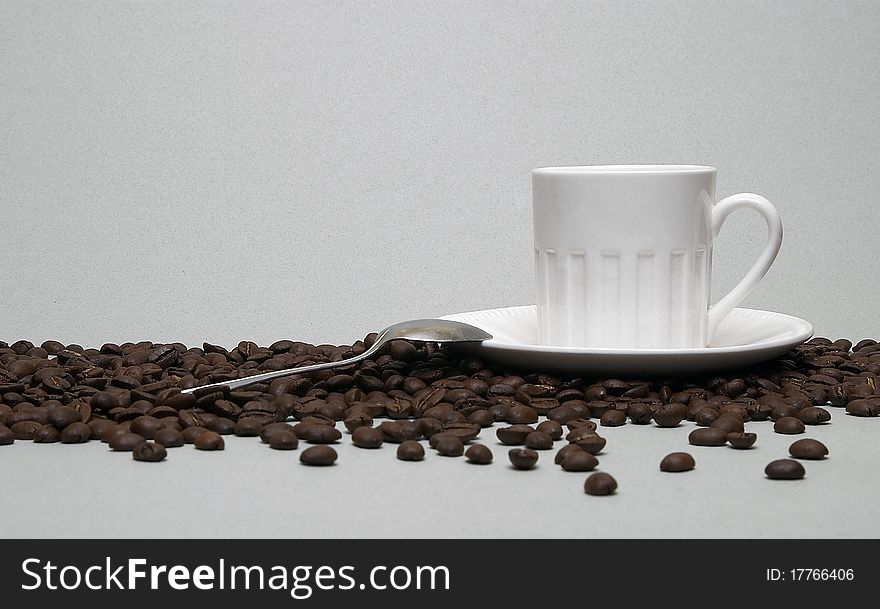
[1,410,877,539]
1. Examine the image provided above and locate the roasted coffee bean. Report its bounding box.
[555,444,583,465]
[300,445,337,465]
[726,432,757,449]
[600,409,626,427]
[694,407,719,426]
[60,422,91,443]
[416,417,444,439]
[505,404,538,424]
[268,431,299,450]
[565,426,599,443]
[710,415,745,434]
[11,420,41,440]
[798,406,831,425]
[260,422,297,444]
[33,424,61,443]
[789,438,829,460]
[182,426,209,444]
[508,447,538,470]
[627,402,653,424]
[379,421,420,443]
[47,405,82,429]
[524,431,553,450]
[846,399,880,417]
[774,416,806,435]
[86,418,117,439]
[584,472,617,495]
[660,452,695,472]
[434,435,464,457]
[193,431,224,450]
[130,415,163,439]
[397,440,425,461]
[465,443,493,464]
[765,459,805,480]
[154,427,184,448]
[573,434,606,454]
[442,422,480,443]
[566,418,596,431]
[298,424,342,444]
[132,441,167,462]
[688,427,727,446]
[206,417,235,434]
[561,451,598,472]
[467,409,495,428]
[109,432,146,451]
[535,420,563,440]
[496,425,534,445]
[351,426,383,449]
[0,424,14,445]
[652,403,687,427]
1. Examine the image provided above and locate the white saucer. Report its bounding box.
[439,306,813,376]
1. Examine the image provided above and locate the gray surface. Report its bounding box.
[1,411,876,539]
[2,0,880,347]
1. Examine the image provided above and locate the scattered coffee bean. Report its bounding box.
[33,424,61,443]
[508,447,538,470]
[561,451,598,472]
[572,433,606,454]
[47,405,82,429]
[154,427,184,448]
[397,440,425,461]
[193,431,224,450]
[465,443,493,464]
[525,431,554,450]
[130,415,163,439]
[109,432,146,451]
[774,416,806,435]
[845,399,880,417]
[233,418,264,437]
[555,444,583,465]
[351,426,383,449]
[60,422,91,444]
[268,431,299,450]
[600,410,626,427]
[0,425,14,445]
[726,432,757,449]
[435,435,464,457]
[182,426,210,444]
[789,438,829,460]
[496,425,535,445]
[87,418,116,440]
[535,419,563,440]
[566,418,597,431]
[584,472,617,495]
[298,424,342,444]
[660,452,695,472]
[505,404,538,424]
[710,415,745,434]
[765,459,805,480]
[132,441,167,462]
[300,445,337,466]
[653,404,687,427]
[797,406,831,425]
[688,427,727,446]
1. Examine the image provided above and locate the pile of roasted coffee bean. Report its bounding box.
[1,335,877,495]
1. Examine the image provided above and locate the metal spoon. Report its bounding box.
[182,319,492,395]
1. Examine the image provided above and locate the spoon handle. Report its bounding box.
[181,340,384,395]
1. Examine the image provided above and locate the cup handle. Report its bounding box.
[707,193,783,340]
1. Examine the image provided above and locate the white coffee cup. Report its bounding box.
[532,165,783,349]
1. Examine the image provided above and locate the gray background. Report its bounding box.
[1,1,879,540]
[2,0,879,347]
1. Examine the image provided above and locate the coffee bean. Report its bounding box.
[154,427,184,448]
[343,412,373,433]
[535,419,563,440]
[10,420,40,440]
[523,430,553,450]
[573,434,606,455]
[352,426,383,449]
[567,418,596,432]
[0,424,15,446]
[496,425,534,445]
[710,415,745,434]
[789,438,829,460]
[206,417,235,435]
[193,431,224,450]
[260,422,297,444]
[465,443,493,464]
[298,424,342,444]
[726,432,757,449]
[660,452,695,472]
[554,444,583,465]
[268,431,299,450]
[467,409,495,428]
[378,420,420,443]
[434,435,464,457]
[845,399,880,417]
[441,421,480,443]
[397,440,425,461]
[130,415,163,439]
[60,422,91,443]
[182,426,209,444]
[561,451,598,472]
[798,406,831,425]
[600,410,626,427]
[33,424,61,443]
[688,427,727,446]
[765,459,805,480]
[565,426,598,443]
[109,432,146,451]
[233,417,264,437]
[48,405,82,429]
[300,445,337,466]
[505,404,538,424]
[774,416,806,435]
[627,402,653,424]
[132,441,167,462]
[584,472,617,495]
[508,447,538,470]
[652,403,687,427]
[87,418,116,440]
